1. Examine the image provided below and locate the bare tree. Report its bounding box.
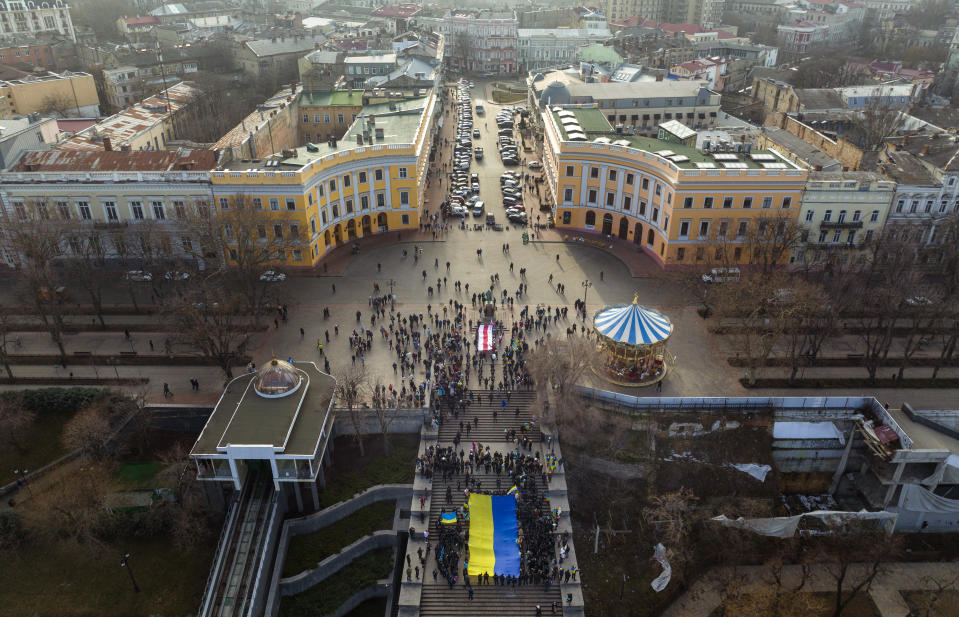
[39,92,79,118]
[853,95,906,151]
[0,313,17,379]
[186,195,302,324]
[741,212,804,275]
[805,530,902,617]
[65,231,110,328]
[643,488,697,586]
[163,280,250,379]
[35,463,112,552]
[8,200,69,364]
[0,395,35,454]
[61,404,114,459]
[369,375,396,455]
[908,572,959,617]
[526,335,604,424]
[335,365,369,457]
[712,271,793,385]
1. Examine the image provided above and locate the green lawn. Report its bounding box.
[0,411,72,486]
[283,500,396,577]
[279,548,393,617]
[0,535,212,617]
[344,597,387,617]
[115,462,166,490]
[318,434,418,508]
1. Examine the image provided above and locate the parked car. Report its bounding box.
[472,201,485,216]
[450,205,468,217]
[125,270,153,282]
[528,161,542,169]
[260,270,286,282]
[474,147,484,160]
[702,267,741,284]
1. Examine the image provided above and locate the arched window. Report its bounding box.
[647,229,654,246]
[585,210,596,226]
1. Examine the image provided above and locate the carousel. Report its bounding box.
[593,294,674,387]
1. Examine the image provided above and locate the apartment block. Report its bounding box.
[0,70,98,119]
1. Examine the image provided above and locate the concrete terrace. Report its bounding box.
[550,108,801,170]
[221,97,429,171]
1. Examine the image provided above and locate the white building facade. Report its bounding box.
[0,0,75,42]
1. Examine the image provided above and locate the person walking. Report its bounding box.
[467,586,474,600]
[163,383,172,398]
[656,379,663,393]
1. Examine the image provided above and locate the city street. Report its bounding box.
[2,81,959,410]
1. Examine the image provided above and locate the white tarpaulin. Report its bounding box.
[901,483,959,514]
[943,455,959,485]
[730,463,772,482]
[712,510,897,538]
[650,543,671,592]
[773,421,845,444]
[476,325,494,352]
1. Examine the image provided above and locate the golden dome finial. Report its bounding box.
[633,292,639,305]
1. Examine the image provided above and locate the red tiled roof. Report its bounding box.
[716,29,736,39]
[11,149,217,172]
[371,4,421,18]
[334,38,369,51]
[659,22,704,34]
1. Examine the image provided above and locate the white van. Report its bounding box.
[702,267,741,283]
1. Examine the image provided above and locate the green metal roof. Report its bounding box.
[578,44,622,65]
[191,362,334,457]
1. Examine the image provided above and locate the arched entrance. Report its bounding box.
[333,224,342,244]
[377,213,388,231]
[602,213,613,235]
[633,222,642,245]
[361,215,372,236]
[346,219,357,240]
[647,229,654,246]
[618,217,628,240]
[324,230,331,248]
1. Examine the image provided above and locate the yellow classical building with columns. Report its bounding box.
[210,94,436,268]
[541,106,808,267]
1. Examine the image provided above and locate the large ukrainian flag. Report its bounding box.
[467,493,520,576]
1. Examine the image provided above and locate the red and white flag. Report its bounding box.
[476,325,494,352]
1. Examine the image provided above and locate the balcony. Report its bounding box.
[819,220,863,229]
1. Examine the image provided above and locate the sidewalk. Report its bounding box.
[662,561,959,617]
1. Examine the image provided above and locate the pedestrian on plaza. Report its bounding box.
[600,271,604,281]
[378,263,382,272]
[163,383,172,398]
[299,328,305,339]
[331,284,336,293]
[149,339,154,351]
[467,587,474,600]
[656,380,663,393]
[325,330,330,342]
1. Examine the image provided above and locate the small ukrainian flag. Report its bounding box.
[440,512,457,525]
[507,486,518,495]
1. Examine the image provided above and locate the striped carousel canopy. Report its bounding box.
[593,296,673,346]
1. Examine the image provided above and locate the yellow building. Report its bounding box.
[0,71,99,119]
[211,93,436,269]
[298,90,364,145]
[542,107,807,267]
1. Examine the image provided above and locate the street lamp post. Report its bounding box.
[108,357,120,380]
[13,468,31,494]
[581,279,592,311]
[120,552,140,593]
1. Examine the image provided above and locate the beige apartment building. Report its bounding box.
[0,71,98,119]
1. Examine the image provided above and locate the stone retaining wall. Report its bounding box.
[265,484,412,617]
[319,581,391,617]
[331,408,427,436]
[280,531,398,596]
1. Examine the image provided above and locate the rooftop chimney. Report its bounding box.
[103,136,113,151]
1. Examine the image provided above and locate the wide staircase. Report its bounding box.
[421,388,561,617]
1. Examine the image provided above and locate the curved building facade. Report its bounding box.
[541,106,808,267]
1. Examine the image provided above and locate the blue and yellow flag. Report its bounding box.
[467,493,521,577]
[507,486,518,495]
[440,512,457,525]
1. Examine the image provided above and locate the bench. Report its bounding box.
[847,353,865,361]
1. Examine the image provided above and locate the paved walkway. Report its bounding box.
[663,561,959,617]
